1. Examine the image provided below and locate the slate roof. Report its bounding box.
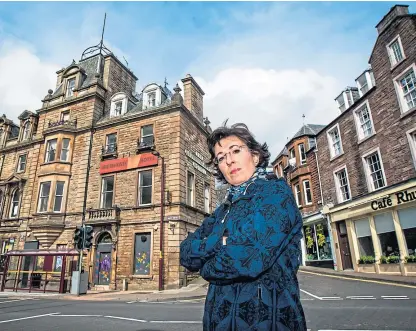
[292,124,326,140]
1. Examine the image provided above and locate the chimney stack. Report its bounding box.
[376,5,409,35]
[181,74,205,123]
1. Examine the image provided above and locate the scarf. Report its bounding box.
[226,167,268,203]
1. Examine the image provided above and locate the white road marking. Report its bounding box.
[320,297,343,300]
[382,297,409,300]
[0,312,60,324]
[0,299,30,304]
[300,298,314,301]
[126,301,136,304]
[381,295,407,298]
[149,320,201,324]
[104,315,147,322]
[300,289,322,300]
[52,315,102,317]
[346,296,376,300]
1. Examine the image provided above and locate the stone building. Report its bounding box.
[271,124,336,269]
[0,42,215,290]
[314,5,416,276]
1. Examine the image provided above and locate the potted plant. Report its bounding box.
[358,256,375,264]
[405,255,416,263]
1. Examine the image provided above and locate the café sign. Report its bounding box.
[100,153,158,175]
[371,188,416,211]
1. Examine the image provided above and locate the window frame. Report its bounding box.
[38,181,51,213]
[100,176,115,209]
[16,154,27,173]
[110,93,127,117]
[138,169,153,206]
[66,77,76,97]
[298,143,306,165]
[293,183,302,207]
[105,133,117,154]
[326,123,343,160]
[353,100,376,142]
[393,63,416,115]
[361,147,387,192]
[386,35,406,68]
[140,124,154,145]
[406,127,416,170]
[61,111,70,122]
[22,121,31,141]
[333,165,352,203]
[9,189,20,218]
[302,180,312,205]
[204,182,210,213]
[44,138,57,163]
[60,138,70,162]
[186,171,195,207]
[53,181,65,213]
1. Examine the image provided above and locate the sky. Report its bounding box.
[0,1,414,160]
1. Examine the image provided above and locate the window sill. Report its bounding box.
[41,161,72,166]
[357,133,376,145]
[16,170,26,174]
[390,57,406,71]
[130,274,152,279]
[400,106,416,120]
[330,152,344,162]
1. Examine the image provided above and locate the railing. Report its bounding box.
[87,207,120,223]
[137,137,155,152]
[101,144,118,159]
[47,119,77,129]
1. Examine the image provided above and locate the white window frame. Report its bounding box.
[302,180,312,205]
[110,93,128,117]
[105,133,117,153]
[10,189,20,218]
[53,181,65,212]
[333,165,352,203]
[148,91,156,107]
[326,123,343,159]
[100,176,114,209]
[204,183,210,213]
[294,183,302,207]
[138,170,153,206]
[406,127,416,170]
[361,147,387,192]
[336,93,346,113]
[298,143,306,165]
[45,139,57,163]
[17,154,27,173]
[186,171,195,207]
[60,138,70,162]
[22,121,30,141]
[393,63,416,115]
[140,124,154,145]
[38,182,51,213]
[353,100,376,142]
[66,77,76,97]
[356,70,375,97]
[386,35,405,68]
[61,111,70,122]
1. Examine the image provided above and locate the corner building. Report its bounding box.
[0,44,215,290]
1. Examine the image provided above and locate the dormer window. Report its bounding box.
[61,111,70,122]
[387,35,405,67]
[22,121,30,141]
[148,92,156,107]
[356,70,375,97]
[335,88,359,113]
[66,78,75,97]
[110,93,128,117]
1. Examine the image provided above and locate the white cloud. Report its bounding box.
[0,40,59,123]
[195,67,341,159]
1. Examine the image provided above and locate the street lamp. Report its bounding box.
[152,151,165,291]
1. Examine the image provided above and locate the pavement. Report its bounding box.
[1,266,415,302]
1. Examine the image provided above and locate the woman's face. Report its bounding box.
[214,135,259,186]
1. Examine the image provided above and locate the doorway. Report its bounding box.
[94,233,112,286]
[337,221,353,270]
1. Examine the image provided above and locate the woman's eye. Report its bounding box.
[218,156,225,163]
[232,149,240,154]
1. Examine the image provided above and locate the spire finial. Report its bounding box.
[99,13,107,55]
[164,77,169,88]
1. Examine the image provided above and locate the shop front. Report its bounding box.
[325,179,416,276]
[302,212,335,269]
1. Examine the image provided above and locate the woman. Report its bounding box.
[180,123,306,331]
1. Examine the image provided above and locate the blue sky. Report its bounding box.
[0,1,413,158]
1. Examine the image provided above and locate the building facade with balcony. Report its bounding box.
[0,42,215,290]
[271,124,336,269]
[314,5,416,276]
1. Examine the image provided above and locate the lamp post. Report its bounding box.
[152,151,165,291]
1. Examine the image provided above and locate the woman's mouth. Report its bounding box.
[230,168,241,175]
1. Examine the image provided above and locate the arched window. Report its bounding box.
[110,93,127,117]
[22,121,31,141]
[10,189,20,218]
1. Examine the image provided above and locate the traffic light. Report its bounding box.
[84,226,94,249]
[73,227,84,250]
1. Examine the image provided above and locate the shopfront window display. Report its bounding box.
[304,222,333,261]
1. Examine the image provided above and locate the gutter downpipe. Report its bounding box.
[314,140,338,271]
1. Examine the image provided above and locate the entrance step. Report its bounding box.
[91,285,110,291]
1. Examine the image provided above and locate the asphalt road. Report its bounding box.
[0,271,415,331]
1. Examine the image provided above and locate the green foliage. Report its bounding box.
[405,255,416,263]
[358,256,375,264]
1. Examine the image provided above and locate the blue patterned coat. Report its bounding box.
[180,175,306,331]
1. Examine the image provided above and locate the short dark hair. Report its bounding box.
[206,122,270,183]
